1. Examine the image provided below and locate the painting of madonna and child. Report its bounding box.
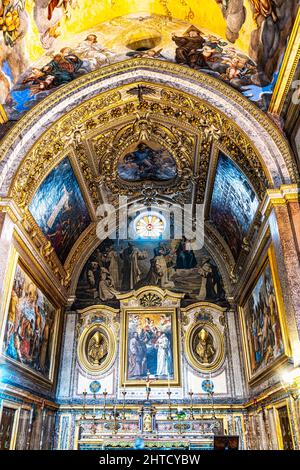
[75,238,227,309]
[124,311,177,383]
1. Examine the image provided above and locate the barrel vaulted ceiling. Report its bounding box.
[0,1,299,303]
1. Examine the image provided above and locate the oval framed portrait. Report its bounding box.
[77,323,116,374]
[185,321,224,372]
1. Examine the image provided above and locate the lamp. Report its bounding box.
[280,368,300,401]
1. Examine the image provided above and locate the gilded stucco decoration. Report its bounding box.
[92,111,194,197]
[0,60,297,292]
[76,306,119,375]
[182,302,226,373]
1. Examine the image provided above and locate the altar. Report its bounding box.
[56,288,247,450]
[73,404,227,450]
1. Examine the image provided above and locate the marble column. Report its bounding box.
[227,309,246,398]
[56,310,77,399]
[258,411,269,450]
[268,407,279,450]
[263,186,300,363]
[251,414,260,450]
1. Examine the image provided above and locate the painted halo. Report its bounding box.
[77,323,116,374]
[185,321,224,372]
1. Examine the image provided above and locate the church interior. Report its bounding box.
[0,0,300,451]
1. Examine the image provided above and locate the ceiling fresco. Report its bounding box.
[0,1,298,133]
[74,238,227,309]
[6,77,274,282]
[117,142,177,182]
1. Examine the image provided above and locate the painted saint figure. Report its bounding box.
[195,328,216,364]
[175,237,197,270]
[120,242,147,290]
[87,330,108,366]
[172,27,205,68]
[98,268,117,301]
[128,332,146,378]
[156,333,172,376]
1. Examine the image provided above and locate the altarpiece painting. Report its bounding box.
[121,309,179,386]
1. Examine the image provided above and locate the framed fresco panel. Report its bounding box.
[239,245,290,385]
[121,308,180,386]
[208,150,259,261]
[28,157,91,264]
[0,259,60,384]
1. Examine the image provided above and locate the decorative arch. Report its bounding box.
[0,59,297,198]
[1,59,298,293]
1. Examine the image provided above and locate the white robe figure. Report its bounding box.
[98,268,116,301]
[156,333,171,376]
[74,35,113,70]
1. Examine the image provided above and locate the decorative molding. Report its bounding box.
[269,9,300,115]
[261,184,300,217]
[0,60,296,195]
[0,104,8,124]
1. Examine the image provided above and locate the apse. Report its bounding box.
[0,0,299,457]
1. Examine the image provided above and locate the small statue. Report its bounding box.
[143,413,152,433]
[87,330,108,365]
[195,328,216,364]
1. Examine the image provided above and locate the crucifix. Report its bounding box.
[145,370,152,401]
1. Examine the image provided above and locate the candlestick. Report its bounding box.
[167,390,173,420]
[145,371,151,401]
[122,385,127,421]
[188,390,194,420]
[81,389,87,420]
[103,389,108,420]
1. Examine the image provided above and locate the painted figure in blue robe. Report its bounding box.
[175,236,197,269]
[41,49,83,86]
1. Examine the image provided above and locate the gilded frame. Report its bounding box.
[77,322,116,375]
[24,148,95,269]
[120,307,180,387]
[184,321,225,372]
[239,245,291,386]
[0,400,21,450]
[0,248,61,385]
[204,144,261,265]
[273,400,295,450]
